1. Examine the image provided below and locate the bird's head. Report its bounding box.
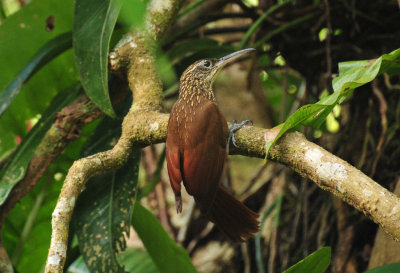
[180,48,256,91]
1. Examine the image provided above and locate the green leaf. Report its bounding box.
[119,248,160,273]
[0,0,76,158]
[73,113,140,272]
[337,60,370,75]
[73,0,122,117]
[364,263,400,273]
[265,104,326,155]
[265,48,400,157]
[0,32,72,117]
[0,0,74,91]
[283,247,331,273]
[0,84,81,205]
[131,202,198,273]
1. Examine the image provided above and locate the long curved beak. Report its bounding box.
[215,48,256,69]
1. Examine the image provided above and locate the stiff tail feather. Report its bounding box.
[205,187,259,242]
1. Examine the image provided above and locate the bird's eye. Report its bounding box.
[203,60,211,68]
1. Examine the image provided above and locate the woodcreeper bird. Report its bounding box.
[166,48,259,242]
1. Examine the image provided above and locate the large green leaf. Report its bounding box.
[283,247,331,273]
[73,113,140,272]
[0,32,72,117]
[131,202,198,273]
[364,263,400,273]
[118,248,160,273]
[0,84,81,205]
[0,0,76,158]
[73,0,122,117]
[0,0,74,91]
[265,48,400,157]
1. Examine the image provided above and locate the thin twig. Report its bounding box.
[370,79,388,177]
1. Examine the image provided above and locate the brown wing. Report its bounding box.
[166,107,183,199]
[181,100,228,213]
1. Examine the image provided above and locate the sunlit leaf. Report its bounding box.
[73,0,122,117]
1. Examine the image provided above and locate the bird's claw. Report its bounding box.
[228,119,252,149]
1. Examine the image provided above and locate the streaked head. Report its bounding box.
[180,48,256,87]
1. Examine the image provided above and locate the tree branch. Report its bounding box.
[47,105,400,272]
[0,77,129,229]
[0,95,103,229]
[45,0,185,272]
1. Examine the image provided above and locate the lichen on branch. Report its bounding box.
[45,0,185,272]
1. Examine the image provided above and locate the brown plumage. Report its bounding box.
[166,49,259,242]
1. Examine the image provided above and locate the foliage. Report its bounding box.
[0,0,76,158]
[265,48,400,157]
[283,247,331,273]
[73,112,140,272]
[73,0,121,117]
[131,202,197,273]
[0,85,81,204]
[364,263,400,273]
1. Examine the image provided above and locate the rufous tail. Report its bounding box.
[206,187,259,242]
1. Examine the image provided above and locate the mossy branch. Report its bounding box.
[47,108,400,273]
[45,0,184,272]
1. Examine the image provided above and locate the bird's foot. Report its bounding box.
[227,120,253,150]
[175,195,182,214]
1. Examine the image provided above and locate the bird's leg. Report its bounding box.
[227,120,253,153]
